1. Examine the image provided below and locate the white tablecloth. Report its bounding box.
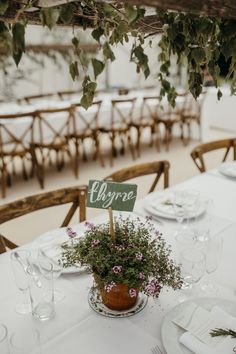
[1,170,236,354]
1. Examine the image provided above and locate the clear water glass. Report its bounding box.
[10,327,41,354]
[175,232,197,262]
[194,199,213,242]
[11,250,31,314]
[0,324,9,354]
[180,248,205,289]
[201,233,223,294]
[38,244,65,302]
[28,258,55,321]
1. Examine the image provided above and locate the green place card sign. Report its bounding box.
[87,180,137,211]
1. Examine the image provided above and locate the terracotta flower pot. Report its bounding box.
[100,283,139,311]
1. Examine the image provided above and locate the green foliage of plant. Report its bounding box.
[2,1,236,107]
[61,217,182,297]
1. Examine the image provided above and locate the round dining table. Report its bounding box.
[1,167,236,354]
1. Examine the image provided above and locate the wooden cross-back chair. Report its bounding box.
[0,185,87,254]
[181,92,206,144]
[31,105,74,188]
[104,160,170,194]
[157,92,188,151]
[0,111,36,198]
[24,93,57,104]
[100,98,137,166]
[191,138,236,173]
[131,96,162,157]
[69,100,104,178]
[58,89,82,101]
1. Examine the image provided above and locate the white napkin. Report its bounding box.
[219,162,236,177]
[179,306,236,354]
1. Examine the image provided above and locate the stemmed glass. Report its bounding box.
[194,198,213,242]
[11,250,31,314]
[0,324,9,354]
[201,233,223,295]
[178,248,206,302]
[10,327,41,354]
[38,244,65,303]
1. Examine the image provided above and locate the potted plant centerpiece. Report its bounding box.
[62,216,182,311]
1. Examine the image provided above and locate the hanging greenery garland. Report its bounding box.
[1,0,236,108]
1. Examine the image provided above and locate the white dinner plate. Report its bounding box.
[218,161,236,178]
[34,228,86,274]
[143,196,206,220]
[161,297,236,354]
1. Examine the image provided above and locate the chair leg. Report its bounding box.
[30,145,44,189]
[22,158,28,180]
[1,168,7,198]
[94,134,105,167]
[136,127,141,158]
[127,131,136,161]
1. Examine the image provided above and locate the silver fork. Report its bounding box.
[151,344,164,354]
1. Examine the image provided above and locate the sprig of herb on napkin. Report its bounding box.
[210,328,236,338]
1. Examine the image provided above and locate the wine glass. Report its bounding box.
[11,250,31,314]
[38,244,65,303]
[10,327,41,354]
[178,248,206,302]
[194,198,213,242]
[201,233,223,294]
[0,324,9,354]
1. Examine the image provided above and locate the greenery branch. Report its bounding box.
[210,328,236,338]
[1,1,236,108]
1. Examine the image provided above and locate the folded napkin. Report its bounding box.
[179,305,236,354]
[219,162,236,177]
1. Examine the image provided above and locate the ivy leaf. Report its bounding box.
[217,89,222,100]
[0,21,12,52]
[92,27,104,42]
[103,42,115,61]
[124,3,137,24]
[69,61,79,81]
[0,0,8,15]
[12,23,25,66]
[40,7,60,30]
[92,58,105,79]
[60,3,76,24]
[132,45,150,79]
[80,76,97,110]
[192,47,206,64]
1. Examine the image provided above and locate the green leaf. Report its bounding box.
[12,22,25,66]
[191,47,206,64]
[60,3,76,24]
[103,42,115,61]
[80,76,97,109]
[0,0,8,15]
[40,7,60,30]
[124,3,137,23]
[69,61,79,81]
[92,58,105,79]
[91,27,104,42]
[217,89,222,100]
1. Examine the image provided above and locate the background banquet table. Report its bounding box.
[0,168,236,354]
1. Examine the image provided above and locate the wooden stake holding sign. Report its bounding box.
[87,180,137,243]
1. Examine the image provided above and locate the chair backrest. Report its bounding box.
[0,111,35,154]
[71,100,102,133]
[191,138,236,173]
[104,160,170,193]
[35,105,74,145]
[0,185,87,253]
[111,98,137,126]
[140,96,161,121]
[24,93,57,104]
[58,89,82,101]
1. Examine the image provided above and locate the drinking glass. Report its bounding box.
[201,233,223,294]
[28,258,55,321]
[175,232,197,262]
[10,327,41,354]
[0,324,9,354]
[38,244,65,302]
[11,250,31,314]
[178,249,206,302]
[194,199,213,242]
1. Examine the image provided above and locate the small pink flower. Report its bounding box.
[115,245,125,251]
[104,281,116,292]
[135,252,143,261]
[145,279,162,296]
[139,272,145,280]
[91,239,100,247]
[129,288,137,298]
[66,227,77,239]
[85,221,96,230]
[112,265,122,273]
